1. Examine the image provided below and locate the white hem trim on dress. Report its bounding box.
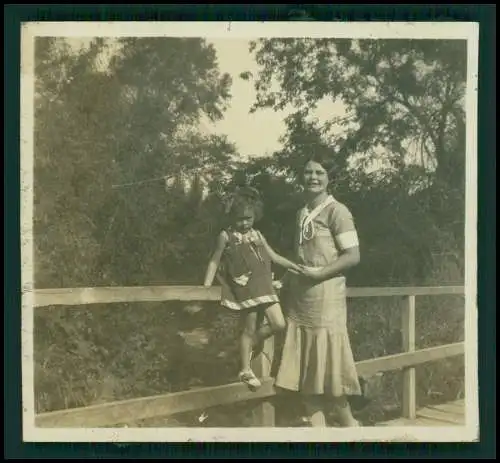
[221,294,279,311]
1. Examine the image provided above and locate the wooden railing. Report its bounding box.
[32,285,465,428]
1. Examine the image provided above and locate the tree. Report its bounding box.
[240,40,466,416]
[242,38,467,285]
[245,38,466,192]
[33,36,242,413]
[34,37,237,287]
[34,38,118,287]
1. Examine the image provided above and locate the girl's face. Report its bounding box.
[303,160,329,195]
[233,207,255,233]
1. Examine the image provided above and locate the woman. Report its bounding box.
[275,154,362,427]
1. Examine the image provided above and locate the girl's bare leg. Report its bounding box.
[263,303,286,334]
[255,304,286,344]
[240,311,258,372]
[238,311,264,389]
[252,303,286,352]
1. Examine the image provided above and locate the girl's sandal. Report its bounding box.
[238,369,262,389]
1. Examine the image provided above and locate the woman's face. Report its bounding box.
[303,161,329,195]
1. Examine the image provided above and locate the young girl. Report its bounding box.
[203,187,301,389]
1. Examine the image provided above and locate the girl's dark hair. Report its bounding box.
[226,186,264,222]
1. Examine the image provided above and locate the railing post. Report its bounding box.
[401,295,417,419]
[250,336,275,427]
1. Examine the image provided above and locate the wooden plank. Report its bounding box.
[417,409,465,425]
[429,401,464,414]
[411,416,458,427]
[380,400,465,427]
[356,342,464,377]
[401,295,417,419]
[424,403,464,416]
[347,286,464,298]
[35,378,276,428]
[383,416,450,427]
[33,286,222,307]
[421,402,465,420]
[35,344,464,428]
[32,285,465,308]
[419,411,465,425]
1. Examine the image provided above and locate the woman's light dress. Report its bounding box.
[275,195,362,397]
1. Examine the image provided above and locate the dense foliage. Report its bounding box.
[33,37,466,425]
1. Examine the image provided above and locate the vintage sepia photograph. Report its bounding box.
[21,21,479,443]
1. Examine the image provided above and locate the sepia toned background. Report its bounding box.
[32,35,467,428]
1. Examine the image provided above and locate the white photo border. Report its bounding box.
[20,20,479,443]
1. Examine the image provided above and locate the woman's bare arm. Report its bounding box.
[300,246,360,282]
[203,232,228,287]
[299,203,361,282]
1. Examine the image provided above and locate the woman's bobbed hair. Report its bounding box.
[301,152,335,178]
[298,151,339,195]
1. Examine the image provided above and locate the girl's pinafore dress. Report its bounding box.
[217,228,279,311]
[275,195,362,397]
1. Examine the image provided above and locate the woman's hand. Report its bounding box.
[298,265,325,281]
[288,263,302,274]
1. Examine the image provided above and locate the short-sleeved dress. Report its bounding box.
[275,195,362,397]
[217,228,279,311]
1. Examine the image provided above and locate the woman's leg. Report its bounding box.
[303,395,359,427]
[326,396,359,427]
[303,395,327,427]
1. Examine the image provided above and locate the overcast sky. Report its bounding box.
[66,37,346,159]
[205,39,347,158]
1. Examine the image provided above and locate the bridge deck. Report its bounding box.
[379,399,465,427]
